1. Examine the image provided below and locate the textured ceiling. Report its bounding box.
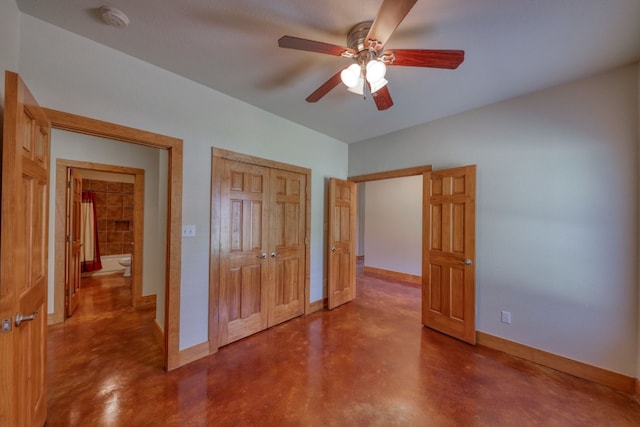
[16,0,640,143]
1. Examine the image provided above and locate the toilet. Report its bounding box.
[118,256,132,277]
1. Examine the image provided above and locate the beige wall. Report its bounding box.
[363,176,422,276]
[350,64,640,376]
[18,13,348,350]
[0,0,20,104]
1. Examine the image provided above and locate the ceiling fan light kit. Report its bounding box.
[277,0,464,111]
[340,63,362,88]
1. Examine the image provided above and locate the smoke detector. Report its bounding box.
[100,6,130,28]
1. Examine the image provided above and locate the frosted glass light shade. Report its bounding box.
[366,60,386,83]
[347,77,365,95]
[340,64,361,88]
[369,78,388,93]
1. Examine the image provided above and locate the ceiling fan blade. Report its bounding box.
[366,0,417,50]
[372,86,394,111]
[383,49,465,69]
[278,36,356,57]
[306,70,343,103]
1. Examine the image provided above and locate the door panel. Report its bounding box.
[327,178,356,310]
[268,169,306,326]
[66,169,82,317]
[0,71,50,427]
[218,160,270,346]
[423,165,476,344]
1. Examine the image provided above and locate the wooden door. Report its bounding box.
[327,178,356,309]
[218,159,270,346]
[423,165,476,344]
[0,71,50,426]
[267,169,306,326]
[66,169,82,317]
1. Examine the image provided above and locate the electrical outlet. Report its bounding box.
[501,311,512,324]
[182,225,196,237]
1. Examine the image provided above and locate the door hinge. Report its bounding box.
[1,318,12,333]
[67,180,71,189]
[66,234,71,243]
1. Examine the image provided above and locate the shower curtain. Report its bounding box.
[81,191,102,272]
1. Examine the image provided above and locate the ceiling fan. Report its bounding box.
[278,0,464,110]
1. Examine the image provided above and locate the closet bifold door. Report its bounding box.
[218,159,271,347]
[267,169,306,327]
[216,155,308,347]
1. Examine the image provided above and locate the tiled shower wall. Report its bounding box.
[83,179,134,256]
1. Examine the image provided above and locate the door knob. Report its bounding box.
[271,252,278,258]
[256,253,267,259]
[15,311,38,327]
[331,246,336,252]
[458,258,473,266]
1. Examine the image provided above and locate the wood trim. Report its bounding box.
[53,159,145,326]
[348,165,432,183]
[363,266,421,286]
[636,378,640,402]
[43,108,182,150]
[44,108,183,371]
[208,154,222,353]
[178,341,211,367]
[211,147,310,175]
[135,294,156,309]
[476,332,635,394]
[153,319,165,354]
[47,313,60,326]
[308,298,327,314]
[303,168,312,315]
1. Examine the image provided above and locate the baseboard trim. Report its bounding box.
[636,378,640,402]
[153,319,165,354]
[363,266,421,286]
[135,294,157,309]
[178,341,211,367]
[47,312,63,326]
[308,298,327,313]
[476,332,635,394]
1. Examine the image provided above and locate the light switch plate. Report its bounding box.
[182,224,196,237]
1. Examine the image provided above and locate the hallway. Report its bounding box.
[47,272,640,426]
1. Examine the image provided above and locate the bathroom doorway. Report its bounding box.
[52,159,149,322]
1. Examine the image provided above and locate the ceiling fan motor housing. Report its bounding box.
[347,21,374,53]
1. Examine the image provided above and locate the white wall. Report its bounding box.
[0,0,20,105]
[18,14,348,350]
[364,176,422,276]
[48,130,167,325]
[350,64,639,376]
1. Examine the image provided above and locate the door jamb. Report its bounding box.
[43,108,183,371]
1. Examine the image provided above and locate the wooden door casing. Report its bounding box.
[66,169,82,317]
[327,178,356,310]
[423,165,476,344]
[0,71,50,427]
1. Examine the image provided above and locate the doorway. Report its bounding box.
[43,107,184,370]
[349,165,477,345]
[52,159,147,324]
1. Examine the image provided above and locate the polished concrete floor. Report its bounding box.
[47,270,640,426]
